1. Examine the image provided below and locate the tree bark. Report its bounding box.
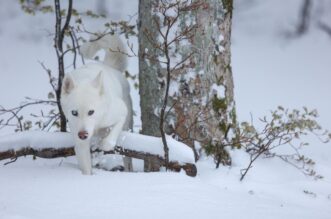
[176,0,236,162]
[138,0,163,137]
[138,0,236,163]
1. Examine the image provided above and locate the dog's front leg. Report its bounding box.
[74,141,92,175]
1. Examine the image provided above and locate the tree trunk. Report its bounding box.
[175,0,236,162]
[138,0,236,163]
[138,0,163,137]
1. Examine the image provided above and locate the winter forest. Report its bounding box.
[0,0,331,218]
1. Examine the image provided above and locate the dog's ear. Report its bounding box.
[92,71,104,95]
[62,75,75,95]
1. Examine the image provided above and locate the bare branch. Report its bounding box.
[296,0,312,35]
[318,21,331,38]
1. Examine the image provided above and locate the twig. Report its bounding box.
[39,61,56,92]
[318,21,331,38]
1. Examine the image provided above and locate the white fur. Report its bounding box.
[80,34,128,73]
[61,35,132,175]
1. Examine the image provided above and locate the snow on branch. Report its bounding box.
[0,131,197,176]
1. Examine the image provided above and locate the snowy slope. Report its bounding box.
[0,0,331,219]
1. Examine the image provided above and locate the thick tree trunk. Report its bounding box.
[175,0,236,162]
[138,0,236,163]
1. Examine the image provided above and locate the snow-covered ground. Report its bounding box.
[1,155,330,219]
[0,0,331,218]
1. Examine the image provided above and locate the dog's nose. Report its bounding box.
[78,131,88,140]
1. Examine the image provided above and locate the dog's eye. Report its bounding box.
[88,110,94,116]
[71,110,78,116]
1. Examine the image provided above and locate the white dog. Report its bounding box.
[61,34,133,175]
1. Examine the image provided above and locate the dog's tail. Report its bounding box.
[80,34,128,72]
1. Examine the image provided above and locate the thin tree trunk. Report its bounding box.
[54,0,73,132]
[138,0,163,137]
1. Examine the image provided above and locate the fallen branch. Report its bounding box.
[0,145,197,177]
[0,147,74,161]
[102,146,197,177]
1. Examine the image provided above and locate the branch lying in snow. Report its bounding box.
[0,147,75,165]
[0,146,197,177]
[0,131,197,177]
[99,147,196,176]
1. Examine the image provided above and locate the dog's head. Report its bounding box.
[61,72,105,141]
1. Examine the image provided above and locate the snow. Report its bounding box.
[0,130,195,164]
[1,0,331,219]
[168,80,179,96]
[0,131,73,151]
[210,83,226,99]
[118,132,195,163]
[1,154,331,219]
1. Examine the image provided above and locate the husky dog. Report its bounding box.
[61,34,133,175]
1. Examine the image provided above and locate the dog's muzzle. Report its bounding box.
[78,131,88,140]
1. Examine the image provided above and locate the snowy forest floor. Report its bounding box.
[1,0,331,218]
